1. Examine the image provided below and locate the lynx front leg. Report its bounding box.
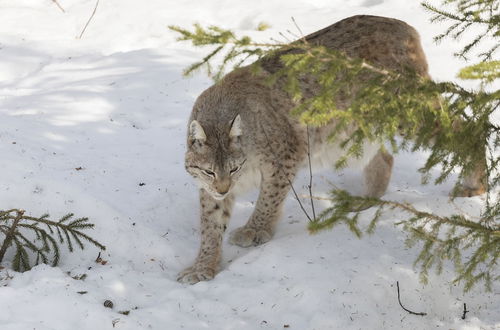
[177,189,234,284]
[229,164,297,247]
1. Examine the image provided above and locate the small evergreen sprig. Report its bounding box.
[458,60,500,84]
[0,209,105,272]
[168,24,272,81]
[422,0,500,60]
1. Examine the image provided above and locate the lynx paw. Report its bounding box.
[177,265,215,284]
[229,227,272,247]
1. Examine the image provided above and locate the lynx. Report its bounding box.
[177,15,486,284]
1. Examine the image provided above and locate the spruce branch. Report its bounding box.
[422,0,500,59]
[168,24,276,80]
[0,209,105,272]
[0,210,25,265]
[168,23,391,82]
[458,60,500,83]
[308,190,499,291]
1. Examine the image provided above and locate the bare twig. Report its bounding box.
[78,0,100,39]
[286,177,313,222]
[278,32,294,43]
[461,303,469,320]
[0,210,25,264]
[306,126,316,221]
[291,17,305,42]
[51,0,65,13]
[396,281,427,316]
[285,29,301,41]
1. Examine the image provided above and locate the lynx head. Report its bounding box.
[185,114,246,200]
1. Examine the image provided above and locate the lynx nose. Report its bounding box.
[214,178,231,195]
[217,188,229,195]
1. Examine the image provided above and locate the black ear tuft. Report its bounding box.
[229,114,242,139]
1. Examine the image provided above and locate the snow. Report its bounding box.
[0,0,498,329]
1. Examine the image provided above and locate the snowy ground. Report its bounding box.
[0,0,498,329]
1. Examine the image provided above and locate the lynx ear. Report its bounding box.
[229,114,242,138]
[189,120,206,142]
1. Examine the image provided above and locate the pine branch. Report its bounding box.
[458,60,500,83]
[0,210,25,264]
[12,238,30,272]
[422,0,500,60]
[168,24,277,80]
[308,190,499,291]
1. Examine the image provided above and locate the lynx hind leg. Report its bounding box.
[346,149,394,212]
[364,149,394,198]
[453,161,487,197]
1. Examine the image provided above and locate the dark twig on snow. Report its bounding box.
[78,0,100,39]
[396,281,427,316]
[461,303,469,320]
[51,0,65,13]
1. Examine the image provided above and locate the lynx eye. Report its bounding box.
[201,169,215,177]
[230,166,241,175]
